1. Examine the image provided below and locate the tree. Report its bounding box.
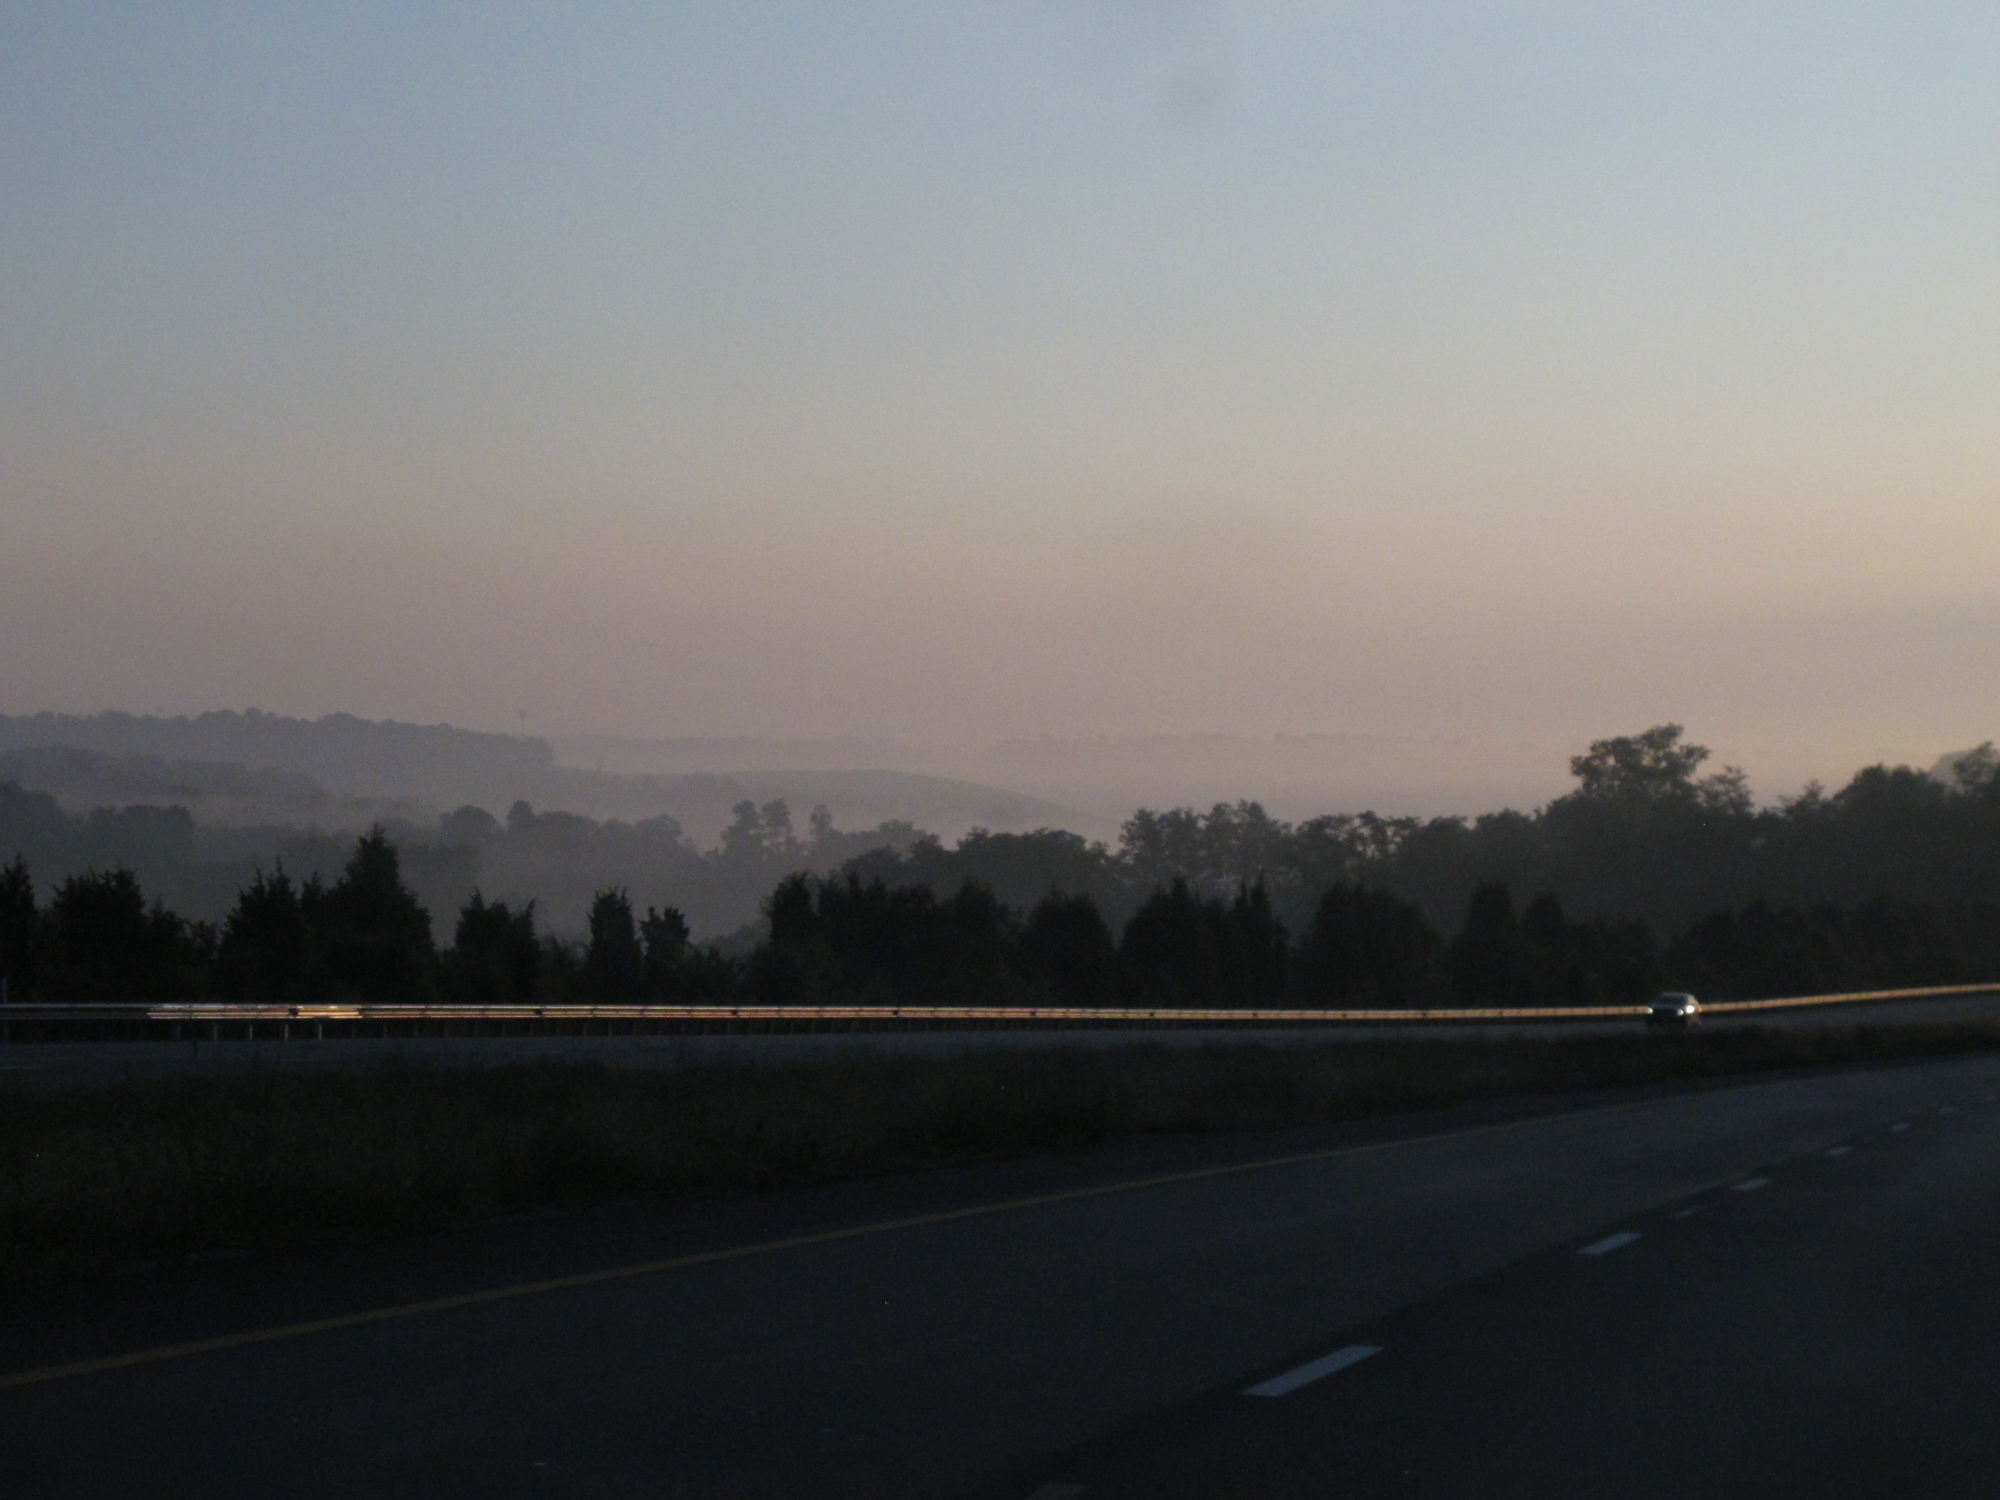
[1569,914,1660,1003]
[844,829,1117,919]
[1568,725,1710,802]
[446,891,541,1005]
[640,904,691,997]
[1118,879,1217,1007]
[0,856,35,1001]
[754,872,833,1004]
[1221,881,1289,1008]
[1200,803,1291,892]
[765,872,815,949]
[1447,881,1525,1005]
[1667,900,1842,1000]
[1565,723,1750,815]
[1518,890,1572,998]
[1118,809,1209,892]
[750,871,1026,1007]
[933,881,1025,1007]
[720,799,798,867]
[1116,878,1294,1008]
[584,888,644,1003]
[1021,892,1116,1006]
[1296,884,1440,1008]
[219,865,314,1003]
[319,828,436,1003]
[1946,743,1999,792]
[440,804,500,845]
[46,867,196,1001]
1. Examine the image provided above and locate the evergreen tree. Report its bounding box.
[0,855,35,1002]
[446,890,541,1005]
[1518,891,1580,1004]
[320,828,436,1003]
[584,887,644,1003]
[1118,879,1218,1007]
[1448,881,1526,1005]
[1222,880,1289,1008]
[640,904,691,998]
[46,867,196,1001]
[1297,883,1440,1007]
[1021,891,1116,1006]
[219,865,314,1003]
[753,872,830,1004]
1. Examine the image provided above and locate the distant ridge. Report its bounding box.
[0,712,1074,842]
[0,710,550,809]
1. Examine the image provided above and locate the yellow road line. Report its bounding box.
[1,1094,1663,1393]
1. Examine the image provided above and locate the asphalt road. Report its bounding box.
[6,1055,2000,1498]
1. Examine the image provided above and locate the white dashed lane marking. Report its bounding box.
[1731,1178,1771,1192]
[1891,1122,1911,1133]
[1579,1232,1643,1256]
[1669,1207,1700,1219]
[1244,1345,1382,1398]
[1825,1146,1852,1157]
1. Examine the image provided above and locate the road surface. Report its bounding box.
[5,1054,2000,1497]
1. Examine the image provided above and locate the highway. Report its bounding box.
[5,1053,2000,1497]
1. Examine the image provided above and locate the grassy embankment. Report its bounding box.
[6,1022,2000,1277]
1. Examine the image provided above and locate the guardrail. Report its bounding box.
[1,983,1996,1043]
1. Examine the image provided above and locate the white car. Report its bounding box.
[1647,992,1701,1027]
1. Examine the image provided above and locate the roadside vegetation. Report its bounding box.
[6,1022,2000,1278]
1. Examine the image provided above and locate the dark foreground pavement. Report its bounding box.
[5,1055,2000,1498]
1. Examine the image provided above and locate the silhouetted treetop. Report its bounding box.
[1568,725,1711,803]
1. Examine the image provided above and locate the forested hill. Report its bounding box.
[840,727,2000,939]
[0,778,927,940]
[0,711,552,810]
[3,722,1998,947]
[11,724,2000,1014]
[0,713,1070,842]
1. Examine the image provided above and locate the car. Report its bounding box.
[1647,991,1701,1027]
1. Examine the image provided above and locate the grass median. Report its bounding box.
[6,1020,2000,1277]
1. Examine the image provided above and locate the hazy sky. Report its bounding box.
[5,3,1996,795]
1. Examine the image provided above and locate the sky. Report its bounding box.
[4,3,1997,806]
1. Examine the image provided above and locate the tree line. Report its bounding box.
[852,727,2000,942]
[11,724,2000,950]
[0,779,923,940]
[6,841,1999,1015]
[6,726,2000,1009]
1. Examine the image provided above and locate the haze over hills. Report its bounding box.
[0,710,1069,938]
[0,712,1085,936]
[5,712,1947,851]
[557,731,1574,838]
[5,711,1581,849]
[0,711,546,808]
[0,745,430,832]
[0,712,1070,845]
[0,708,1578,939]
